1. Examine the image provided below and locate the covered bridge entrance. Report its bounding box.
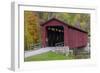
[46,26,64,47]
[41,18,69,47]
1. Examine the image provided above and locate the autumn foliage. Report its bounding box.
[24,11,40,50]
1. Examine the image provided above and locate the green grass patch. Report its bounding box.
[24,51,74,62]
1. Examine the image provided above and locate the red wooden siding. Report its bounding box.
[68,27,88,48]
[64,26,69,46]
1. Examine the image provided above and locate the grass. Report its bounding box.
[24,51,74,62]
[74,52,90,59]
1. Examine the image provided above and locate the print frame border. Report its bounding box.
[11,1,97,71]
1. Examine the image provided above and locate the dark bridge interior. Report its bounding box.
[46,26,64,47]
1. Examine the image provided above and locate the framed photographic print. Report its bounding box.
[11,1,97,71]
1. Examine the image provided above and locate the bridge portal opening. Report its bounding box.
[46,26,64,47]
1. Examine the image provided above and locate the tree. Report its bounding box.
[24,11,40,50]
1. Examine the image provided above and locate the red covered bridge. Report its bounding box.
[41,18,88,49]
